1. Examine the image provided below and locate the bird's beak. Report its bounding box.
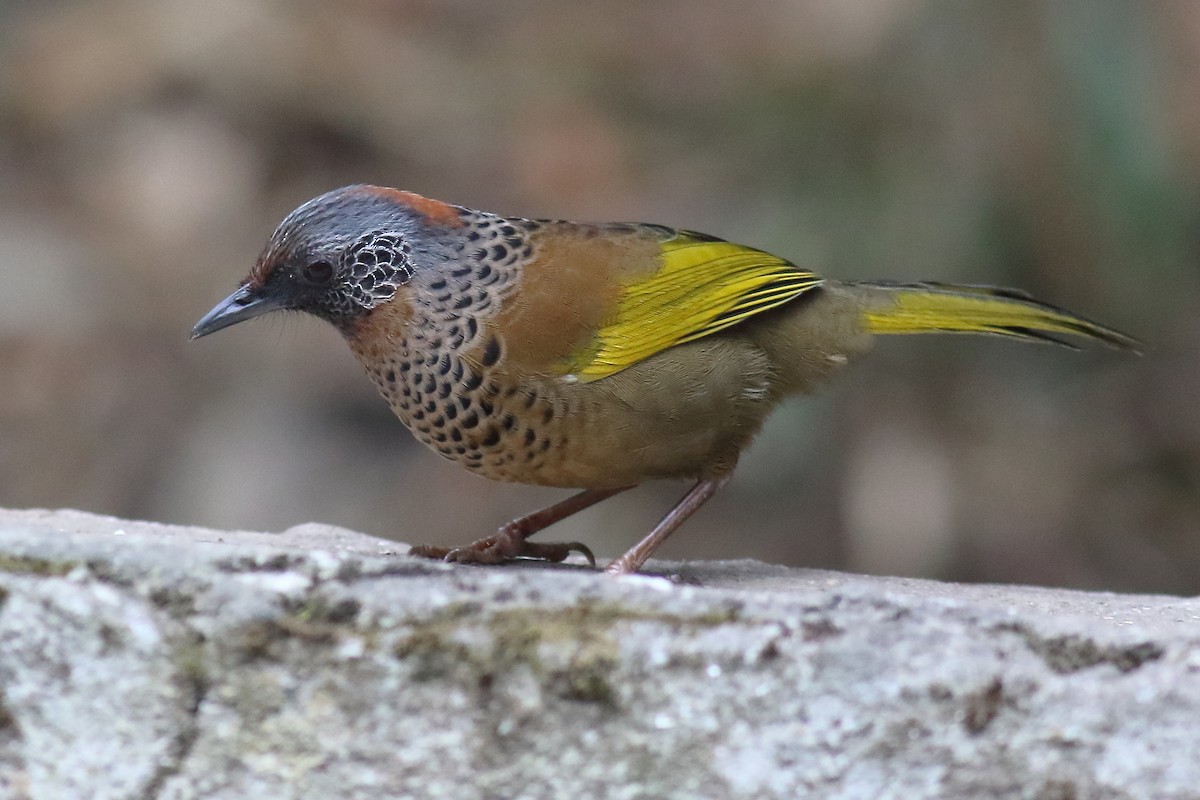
[190,284,285,340]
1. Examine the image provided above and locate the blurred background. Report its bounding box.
[1,0,1198,593]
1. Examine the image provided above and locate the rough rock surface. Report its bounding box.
[0,508,1199,799]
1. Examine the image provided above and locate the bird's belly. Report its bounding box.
[376,337,777,488]
[445,395,746,488]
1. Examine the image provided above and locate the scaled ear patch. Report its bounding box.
[346,233,415,309]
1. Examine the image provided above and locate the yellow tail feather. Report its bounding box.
[858,281,1140,352]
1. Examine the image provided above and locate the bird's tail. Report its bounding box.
[852,281,1140,351]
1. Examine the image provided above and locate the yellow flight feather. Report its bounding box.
[860,282,1140,351]
[564,230,823,382]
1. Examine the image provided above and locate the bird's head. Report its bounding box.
[191,185,464,339]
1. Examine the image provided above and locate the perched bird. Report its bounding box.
[192,185,1138,574]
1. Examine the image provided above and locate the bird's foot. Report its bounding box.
[408,533,595,567]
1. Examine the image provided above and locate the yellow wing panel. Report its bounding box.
[563,230,823,382]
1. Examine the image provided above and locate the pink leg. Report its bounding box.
[409,485,634,567]
[604,475,731,574]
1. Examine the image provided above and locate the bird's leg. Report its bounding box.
[604,475,731,574]
[409,486,634,567]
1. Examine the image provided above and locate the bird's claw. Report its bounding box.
[406,543,453,560]
[408,537,595,567]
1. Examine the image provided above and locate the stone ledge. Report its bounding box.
[0,507,1198,799]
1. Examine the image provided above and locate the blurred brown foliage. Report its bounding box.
[1,0,1198,592]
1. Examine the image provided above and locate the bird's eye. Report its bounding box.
[302,260,335,285]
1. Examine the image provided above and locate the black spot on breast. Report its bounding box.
[461,412,479,429]
[438,382,452,399]
[490,244,508,260]
[436,354,451,376]
[432,416,445,428]
[384,369,396,384]
[476,265,492,282]
[481,428,501,447]
[523,393,537,409]
[501,414,516,430]
[524,429,536,446]
[444,403,458,420]
[399,360,412,373]
[422,374,436,394]
[453,294,473,310]
[542,407,554,424]
[424,400,437,414]
[539,438,551,452]
[412,408,426,421]
[479,398,494,416]
[450,428,463,442]
[480,337,501,367]
[462,369,482,392]
[429,278,447,291]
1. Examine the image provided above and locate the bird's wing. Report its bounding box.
[560,227,823,382]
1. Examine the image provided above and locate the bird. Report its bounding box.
[191,185,1138,574]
